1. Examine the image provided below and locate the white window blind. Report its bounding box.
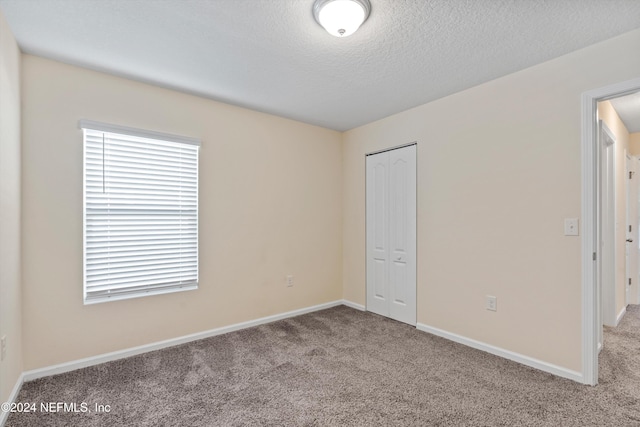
[81,120,200,304]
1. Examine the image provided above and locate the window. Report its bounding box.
[80,120,200,304]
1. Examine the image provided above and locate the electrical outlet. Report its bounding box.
[1,335,6,361]
[286,275,294,287]
[486,296,497,312]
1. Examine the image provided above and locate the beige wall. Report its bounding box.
[631,133,640,156]
[343,29,640,372]
[21,55,343,370]
[0,10,23,403]
[598,101,636,312]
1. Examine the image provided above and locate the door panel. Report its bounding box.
[374,163,387,251]
[388,146,416,324]
[366,154,388,316]
[374,259,386,299]
[392,261,407,304]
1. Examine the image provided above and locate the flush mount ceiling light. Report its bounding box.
[313,0,371,37]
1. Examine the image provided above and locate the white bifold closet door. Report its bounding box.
[366,144,416,325]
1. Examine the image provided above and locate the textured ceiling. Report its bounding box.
[1,0,640,131]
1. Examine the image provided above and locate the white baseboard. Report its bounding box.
[615,306,626,326]
[416,323,583,383]
[0,372,25,427]
[341,299,365,311]
[23,300,347,382]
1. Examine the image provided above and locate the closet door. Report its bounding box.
[366,145,416,325]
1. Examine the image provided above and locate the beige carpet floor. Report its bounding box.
[5,304,640,426]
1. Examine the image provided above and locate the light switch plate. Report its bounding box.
[486,295,497,312]
[564,218,579,236]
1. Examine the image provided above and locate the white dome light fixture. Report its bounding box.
[313,0,371,37]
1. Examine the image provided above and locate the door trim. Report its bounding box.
[581,76,640,386]
[600,121,616,328]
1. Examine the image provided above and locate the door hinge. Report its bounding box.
[629,278,632,286]
[629,225,633,233]
[630,171,634,179]
[593,252,597,261]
